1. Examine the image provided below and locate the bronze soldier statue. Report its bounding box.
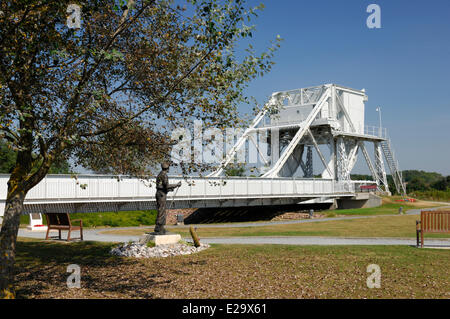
[154,162,181,235]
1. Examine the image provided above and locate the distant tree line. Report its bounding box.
[351,170,450,201]
[402,170,449,191]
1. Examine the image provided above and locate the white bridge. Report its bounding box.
[1,84,404,216]
[0,174,361,215]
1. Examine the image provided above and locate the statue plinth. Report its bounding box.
[139,232,181,246]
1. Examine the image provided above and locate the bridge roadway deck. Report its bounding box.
[0,174,356,214]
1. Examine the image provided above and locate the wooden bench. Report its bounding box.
[44,213,83,241]
[416,210,450,247]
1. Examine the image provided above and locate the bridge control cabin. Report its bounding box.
[269,84,366,135]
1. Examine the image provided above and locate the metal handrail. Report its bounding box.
[364,125,387,138]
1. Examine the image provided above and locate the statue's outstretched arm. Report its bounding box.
[167,181,182,192]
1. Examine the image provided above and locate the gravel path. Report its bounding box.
[17,228,450,248]
[18,228,139,244]
[192,236,450,247]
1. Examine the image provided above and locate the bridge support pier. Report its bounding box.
[336,193,382,209]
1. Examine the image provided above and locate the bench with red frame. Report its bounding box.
[416,210,450,248]
[44,212,83,242]
[359,185,377,191]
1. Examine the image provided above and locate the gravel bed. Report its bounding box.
[110,242,210,258]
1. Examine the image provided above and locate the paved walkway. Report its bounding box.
[197,236,450,247]
[18,228,140,243]
[17,228,450,247]
[16,203,450,247]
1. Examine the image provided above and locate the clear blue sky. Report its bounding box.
[240,0,450,175]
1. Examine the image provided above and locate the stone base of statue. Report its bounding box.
[139,232,181,246]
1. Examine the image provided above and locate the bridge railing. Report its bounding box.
[0,174,355,209]
[364,126,387,139]
[351,180,378,192]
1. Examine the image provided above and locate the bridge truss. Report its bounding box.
[210,84,406,196]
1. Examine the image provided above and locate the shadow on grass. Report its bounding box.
[16,239,117,265]
[185,203,333,224]
[14,239,185,299]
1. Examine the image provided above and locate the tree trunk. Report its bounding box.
[0,191,25,299]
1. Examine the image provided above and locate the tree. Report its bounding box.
[225,163,245,177]
[402,170,443,187]
[0,140,16,173]
[0,0,280,297]
[430,177,448,191]
[350,174,373,181]
[407,178,428,192]
[0,139,71,173]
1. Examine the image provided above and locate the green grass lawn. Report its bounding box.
[14,238,450,299]
[20,210,157,227]
[327,204,409,216]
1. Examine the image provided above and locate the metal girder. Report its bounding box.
[270,128,280,165]
[347,140,359,173]
[299,158,307,176]
[307,128,333,178]
[336,137,351,181]
[262,88,331,177]
[304,146,313,178]
[381,139,406,196]
[336,92,389,192]
[358,141,380,186]
[374,141,390,193]
[335,94,359,182]
[208,83,398,200]
[279,142,304,177]
[321,136,336,179]
[209,94,277,177]
[249,134,270,166]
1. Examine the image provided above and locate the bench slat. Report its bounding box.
[420,211,450,233]
[418,211,450,247]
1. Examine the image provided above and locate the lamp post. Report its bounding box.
[376,107,382,137]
